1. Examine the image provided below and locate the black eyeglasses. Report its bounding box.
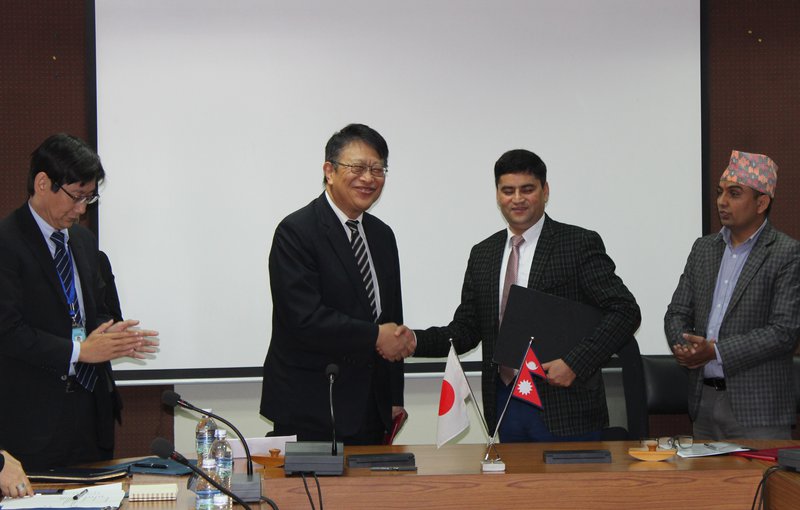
[329,160,388,178]
[59,185,100,205]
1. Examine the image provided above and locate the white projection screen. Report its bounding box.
[95,0,701,380]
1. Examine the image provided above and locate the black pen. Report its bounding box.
[370,466,417,472]
[36,488,64,495]
[133,462,168,469]
[73,488,89,500]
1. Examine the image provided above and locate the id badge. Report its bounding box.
[72,326,87,343]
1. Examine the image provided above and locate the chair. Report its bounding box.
[794,356,800,413]
[641,355,692,438]
[601,337,648,440]
[641,355,689,414]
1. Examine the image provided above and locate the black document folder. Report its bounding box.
[494,285,602,369]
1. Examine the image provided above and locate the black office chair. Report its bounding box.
[601,337,648,440]
[641,355,689,415]
[794,356,800,413]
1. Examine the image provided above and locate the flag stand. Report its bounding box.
[446,340,507,473]
[480,337,536,472]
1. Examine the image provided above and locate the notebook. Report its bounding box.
[128,483,179,502]
[731,445,800,461]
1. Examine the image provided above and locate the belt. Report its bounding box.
[703,378,726,391]
[65,375,79,393]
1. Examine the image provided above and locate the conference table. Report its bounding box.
[27,441,800,509]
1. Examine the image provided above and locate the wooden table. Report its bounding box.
[25,441,800,509]
[258,441,799,509]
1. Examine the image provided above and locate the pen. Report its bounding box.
[133,462,168,469]
[36,488,64,494]
[73,488,89,500]
[370,466,417,472]
[704,443,718,450]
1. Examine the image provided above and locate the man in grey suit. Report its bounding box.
[665,150,800,440]
[401,149,640,442]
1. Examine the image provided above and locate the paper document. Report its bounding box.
[0,482,125,509]
[228,435,297,458]
[676,442,748,458]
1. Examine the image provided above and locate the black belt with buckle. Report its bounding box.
[703,377,726,391]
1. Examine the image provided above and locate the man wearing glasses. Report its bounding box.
[0,134,158,469]
[260,123,414,444]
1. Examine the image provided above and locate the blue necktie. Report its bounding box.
[345,220,378,321]
[51,231,97,392]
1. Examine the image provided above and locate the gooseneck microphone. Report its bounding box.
[325,363,339,456]
[161,390,253,477]
[150,438,253,510]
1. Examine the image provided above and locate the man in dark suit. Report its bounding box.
[402,149,640,442]
[260,124,415,444]
[0,134,158,469]
[665,150,800,440]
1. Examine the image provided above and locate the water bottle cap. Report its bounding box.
[201,457,216,469]
[214,429,227,439]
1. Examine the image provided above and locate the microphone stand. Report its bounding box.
[151,438,253,510]
[327,364,338,456]
[162,391,261,501]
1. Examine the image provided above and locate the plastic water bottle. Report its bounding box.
[210,429,233,509]
[195,457,221,510]
[195,410,218,463]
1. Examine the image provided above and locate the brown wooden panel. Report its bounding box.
[0,0,90,219]
[706,0,800,237]
[114,385,175,458]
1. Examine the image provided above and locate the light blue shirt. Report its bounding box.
[703,220,767,378]
[28,202,85,374]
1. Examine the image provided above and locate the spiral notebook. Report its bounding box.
[128,483,179,502]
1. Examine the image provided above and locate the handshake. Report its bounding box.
[376,323,416,362]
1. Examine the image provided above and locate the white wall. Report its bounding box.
[96,0,702,377]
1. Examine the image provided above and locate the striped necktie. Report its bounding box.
[345,220,378,321]
[51,231,97,392]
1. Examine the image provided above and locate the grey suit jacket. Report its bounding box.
[414,215,641,436]
[664,221,800,427]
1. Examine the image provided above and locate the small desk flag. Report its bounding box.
[437,346,471,447]
[511,346,545,409]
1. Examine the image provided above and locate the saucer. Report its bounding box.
[628,448,677,462]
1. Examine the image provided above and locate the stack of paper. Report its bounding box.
[0,482,125,509]
[676,442,748,458]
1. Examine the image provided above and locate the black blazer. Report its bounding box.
[414,215,640,436]
[0,205,120,464]
[260,193,404,438]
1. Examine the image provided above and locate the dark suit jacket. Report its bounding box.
[260,193,404,438]
[0,204,120,466]
[664,222,800,427]
[414,215,641,436]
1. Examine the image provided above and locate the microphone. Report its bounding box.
[161,390,260,501]
[282,364,344,475]
[161,390,253,476]
[325,364,339,456]
[150,438,253,510]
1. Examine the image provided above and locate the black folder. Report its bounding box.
[493,285,602,369]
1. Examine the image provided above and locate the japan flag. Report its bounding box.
[436,346,471,447]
